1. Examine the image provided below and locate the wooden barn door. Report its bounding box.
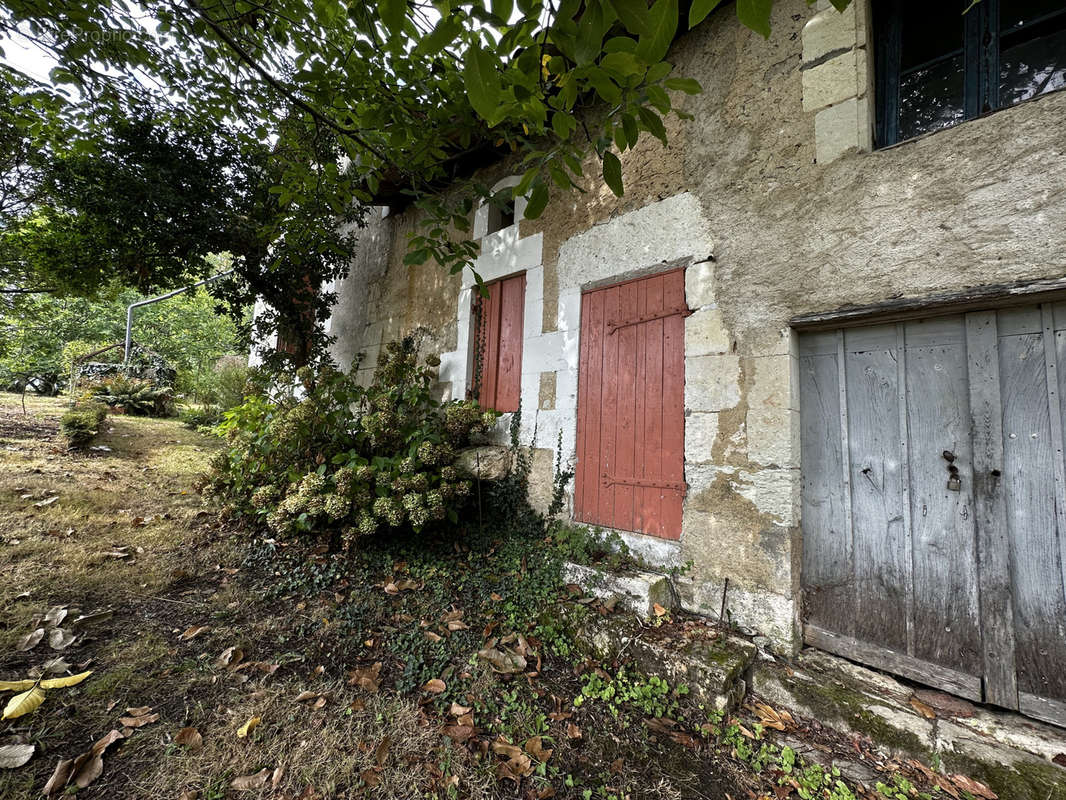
[799,303,1066,727]
[575,269,687,540]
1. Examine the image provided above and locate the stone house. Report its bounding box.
[293,0,1066,729]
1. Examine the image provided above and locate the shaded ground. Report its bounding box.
[0,393,964,800]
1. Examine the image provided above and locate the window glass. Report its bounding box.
[999,3,1066,106]
[899,54,966,141]
[899,3,964,71]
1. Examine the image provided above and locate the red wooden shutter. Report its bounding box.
[575,268,687,540]
[475,273,525,412]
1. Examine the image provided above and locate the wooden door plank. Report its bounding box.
[615,281,638,533]
[660,271,686,539]
[998,319,1066,703]
[633,277,648,533]
[1043,309,1066,640]
[577,290,606,523]
[965,311,1019,709]
[805,624,983,701]
[799,332,853,634]
[643,275,665,537]
[480,283,502,408]
[843,325,908,652]
[599,285,621,529]
[575,293,591,521]
[895,323,915,657]
[904,315,982,677]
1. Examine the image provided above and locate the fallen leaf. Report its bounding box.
[383,579,419,595]
[216,646,244,669]
[443,724,475,742]
[43,606,68,627]
[313,696,327,709]
[180,625,210,640]
[120,712,160,728]
[72,610,114,627]
[424,631,443,642]
[236,716,261,738]
[375,736,391,767]
[2,685,46,719]
[449,702,472,716]
[16,628,44,651]
[40,670,92,689]
[566,722,581,739]
[1054,753,1066,768]
[0,743,34,769]
[423,678,446,693]
[271,765,286,788]
[652,602,668,617]
[294,690,319,703]
[348,662,382,692]
[71,729,124,789]
[360,768,382,787]
[950,774,997,799]
[230,768,271,790]
[32,657,71,677]
[348,698,366,712]
[178,791,199,800]
[908,695,937,719]
[48,628,76,650]
[35,495,59,507]
[126,705,152,716]
[524,736,553,763]
[42,758,74,797]
[175,727,203,752]
[490,592,503,601]
[0,678,35,691]
[477,646,527,674]
[751,702,792,731]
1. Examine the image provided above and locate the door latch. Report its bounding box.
[947,475,961,491]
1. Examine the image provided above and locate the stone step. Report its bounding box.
[562,561,678,620]
[751,649,1066,800]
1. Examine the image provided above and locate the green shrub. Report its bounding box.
[60,401,108,446]
[179,404,223,429]
[89,374,176,417]
[205,335,500,548]
[177,362,250,408]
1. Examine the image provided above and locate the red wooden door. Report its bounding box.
[475,273,525,412]
[575,269,687,540]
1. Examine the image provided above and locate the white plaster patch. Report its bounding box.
[734,468,801,526]
[684,259,717,309]
[684,412,720,465]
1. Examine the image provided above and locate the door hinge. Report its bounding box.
[602,473,688,494]
[606,305,692,334]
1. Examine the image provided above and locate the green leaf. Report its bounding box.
[664,77,702,94]
[635,0,678,64]
[523,182,550,219]
[601,150,623,197]
[492,0,514,22]
[688,0,723,28]
[736,0,772,38]
[418,15,462,56]
[607,0,651,37]
[463,44,502,122]
[379,0,407,37]
[636,106,667,144]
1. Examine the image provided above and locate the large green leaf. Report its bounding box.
[635,0,679,64]
[602,151,623,197]
[688,0,723,28]
[492,0,514,22]
[418,16,462,57]
[607,0,651,37]
[379,0,407,37]
[463,45,502,123]
[736,0,773,38]
[523,182,550,219]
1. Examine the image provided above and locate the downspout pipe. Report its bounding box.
[123,269,235,364]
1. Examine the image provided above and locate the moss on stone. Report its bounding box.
[944,752,1066,800]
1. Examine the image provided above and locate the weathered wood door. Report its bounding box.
[800,304,1066,727]
[575,269,687,540]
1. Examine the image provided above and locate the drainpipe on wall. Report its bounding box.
[123,269,235,364]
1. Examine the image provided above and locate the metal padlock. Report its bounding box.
[947,475,961,491]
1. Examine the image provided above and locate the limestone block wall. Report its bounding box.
[319,0,1066,654]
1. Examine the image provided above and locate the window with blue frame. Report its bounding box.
[875,0,1066,147]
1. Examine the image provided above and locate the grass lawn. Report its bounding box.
[0,393,947,800]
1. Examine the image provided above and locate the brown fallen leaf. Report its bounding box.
[294,690,319,703]
[178,791,199,800]
[16,628,44,651]
[43,606,68,627]
[271,765,286,788]
[360,768,382,787]
[950,774,997,799]
[175,727,203,752]
[652,602,668,617]
[383,579,419,594]
[477,646,526,674]
[230,768,271,790]
[348,698,366,712]
[424,631,443,642]
[909,695,937,719]
[566,722,582,739]
[375,736,391,767]
[423,678,446,693]
[443,725,475,742]
[216,646,244,669]
[348,662,382,693]
[71,729,125,789]
[42,758,74,797]
[180,625,210,641]
[524,736,553,763]
[449,702,472,717]
[119,712,160,728]
[0,743,35,769]
[312,696,327,709]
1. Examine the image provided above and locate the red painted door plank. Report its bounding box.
[479,285,501,409]
[577,289,606,523]
[575,292,591,521]
[633,278,648,533]
[599,285,620,528]
[616,280,639,532]
[643,274,666,537]
[660,271,686,539]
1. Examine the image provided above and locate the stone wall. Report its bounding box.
[322,0,1066,652]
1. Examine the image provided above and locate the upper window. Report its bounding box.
[875,0,1066,147]
[485,196,515,236]
[472,273,525,413]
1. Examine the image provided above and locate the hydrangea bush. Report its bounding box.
[205,335,499,548]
